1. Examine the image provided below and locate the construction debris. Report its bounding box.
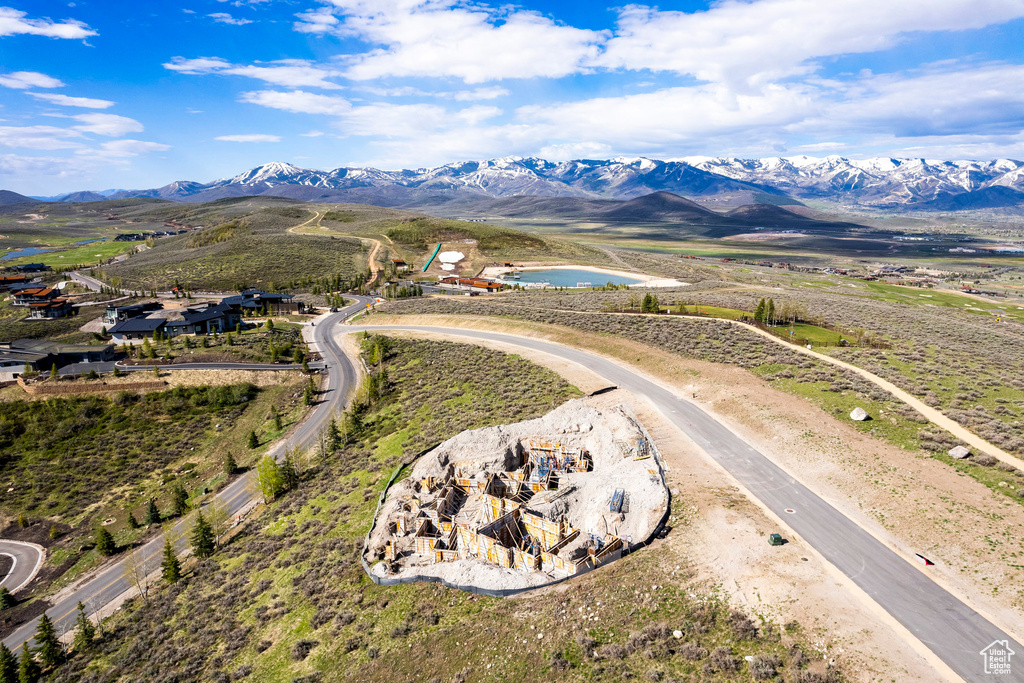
[366,399,669,591]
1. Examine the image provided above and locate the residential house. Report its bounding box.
[27,298,73,319]
[0,275,28,291]
[7,263,50,273]
[108,317,167,344]
[12,287,60,306]
[0,338,115,378]
[391,259,410,273]
[222,289,305,315]
[104,301,161,326]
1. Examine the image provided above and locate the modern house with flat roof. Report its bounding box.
[0,338,115,379]
[108,317,167,343]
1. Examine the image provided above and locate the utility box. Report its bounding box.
[768,533,784,546]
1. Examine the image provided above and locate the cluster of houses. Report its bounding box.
[436,275,503,293]
[107,289,305,344]
[1,276,73,319]
[113,230,185,242]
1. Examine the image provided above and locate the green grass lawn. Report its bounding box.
[2,239,135,269]
[849,281,1024,322]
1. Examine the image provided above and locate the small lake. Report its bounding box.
[1,246,52,261]
[500,268,642,288]
[76,238,105,245]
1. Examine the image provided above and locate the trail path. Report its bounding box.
[725,318,1024,470]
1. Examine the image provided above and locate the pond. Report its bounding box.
[1,246,52,261]
[500,268,642,288]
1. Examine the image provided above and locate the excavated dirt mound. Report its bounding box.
[365,398,669,592]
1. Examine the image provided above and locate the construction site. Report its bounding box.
[365,399,670,592]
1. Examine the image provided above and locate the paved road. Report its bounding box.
[0,541,44,593]
[0,296,370,654]
[349,324,1024,683]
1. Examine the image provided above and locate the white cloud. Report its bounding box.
[29,92,115,109]
[239,89,351,115]
[598,0,1024,86]
[301,130,325,137]
[164,57,342,89]
[0,71,63,89]
[313,0,607,84]
[208,12,253,25]
[0,7,96,39]
[78,139,171,158]
[72,113,145,137]
[538,141,613,160]
[453,87,509,102]
[0,125,84,150]
[294,7,338,33]
[215,134,281,142]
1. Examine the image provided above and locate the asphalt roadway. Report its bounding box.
[0,541,44,594]
[348,324,1024,683]
[0,296,369,654]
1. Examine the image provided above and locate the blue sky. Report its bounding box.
[2,0,1024,194]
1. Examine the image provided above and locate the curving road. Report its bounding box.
[0,541,44,594]
[348,324,1024,683]
[0,296,369,654]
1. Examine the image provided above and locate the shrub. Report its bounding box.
[709,646,738,672]
[750,653,782,680]
[676,642,708,661]
[290,639,318,661]
[597,643,627,660]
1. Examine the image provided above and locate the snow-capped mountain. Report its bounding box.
[681,156,1024,208]
[63,155,1024,210]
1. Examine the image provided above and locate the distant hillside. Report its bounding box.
[57,191,107,203]
[98,197,598,291]
[0,190,34,206]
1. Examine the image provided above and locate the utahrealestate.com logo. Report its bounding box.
[980,640,1015,675]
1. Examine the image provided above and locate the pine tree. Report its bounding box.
[327,416,341,451]
[754,298,766,323]
[17,644,38,683]
[170,482,189,517]
[161,539,181,583]
[190,512,215,559]
[281,452,299,491]
[272,408,282,431]
[248,430,259,449]
[303,384,313,406]
[95,527,115,556]
[767,298,775,326]
[0,643,16,683]
[0,587,13,610]
[34,613,61,668]
[73,602,95,652]
[126,511,140,529]
[224,451,238,476]
[145,498,161,525]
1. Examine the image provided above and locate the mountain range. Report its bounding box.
[18,155,1024,211]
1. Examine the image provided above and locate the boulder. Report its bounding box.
[849,407,870,422]
[949,446,971,460]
